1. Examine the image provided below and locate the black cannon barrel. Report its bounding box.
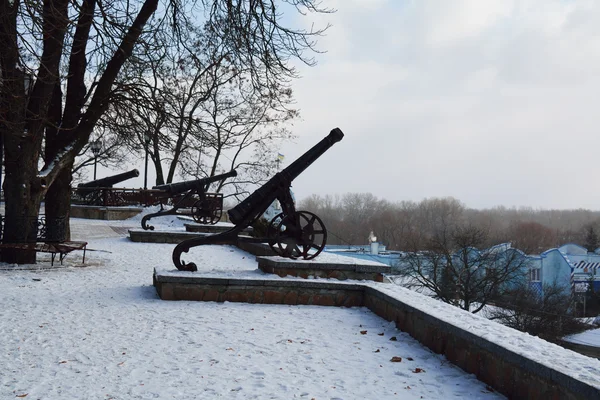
[228,128,344,225]
[153,170,237,195]
[78,169,140,188]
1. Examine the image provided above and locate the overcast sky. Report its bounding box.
[276,0,600,210]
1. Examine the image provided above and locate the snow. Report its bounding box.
[369,284,600,389]
[127,205,188,230]
[0,215,506,399]
[177,215,235,228]
[565,328,600,347]
[263,252,389,266]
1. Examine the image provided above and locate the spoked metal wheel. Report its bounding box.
[207,204,222,225]
[191,200,207,224]
[267,212,285,256]
[191,200,222,225]
[268,211,327,259]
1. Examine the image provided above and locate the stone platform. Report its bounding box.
[153,270,364,306]
[235,240,278,257]
[256,254,390,282]
[184,222,252,234]
[129,221,256,244]
[71,205,142,220]
[128,229,208,243]
[152,267,600,400]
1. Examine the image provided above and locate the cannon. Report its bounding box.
[75,169,140,205]
[78,169,140,189]
[141,170,238,230]
[173,127,344,271]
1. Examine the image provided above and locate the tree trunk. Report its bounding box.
[44,166,73,241]
[154,151,165,186]
[2,137,44,264]
[45,81,72,241]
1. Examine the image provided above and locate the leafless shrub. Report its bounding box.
[488,283,588,341]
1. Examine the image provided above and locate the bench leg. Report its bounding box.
[50,252,56,266]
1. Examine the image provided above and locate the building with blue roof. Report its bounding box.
[325,238,600,297]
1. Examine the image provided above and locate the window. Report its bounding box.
[530,268,541,282]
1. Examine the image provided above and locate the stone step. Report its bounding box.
[256,254,390,282]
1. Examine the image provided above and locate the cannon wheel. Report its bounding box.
[191,199,222,225]
[268,211,327,260]
[267,213,285,256]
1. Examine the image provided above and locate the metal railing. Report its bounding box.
[70,187,215,208]
[0,215,67,243]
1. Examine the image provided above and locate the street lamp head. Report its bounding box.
[90,140,102,156]
[144,132,152,144]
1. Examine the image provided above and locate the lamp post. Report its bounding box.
[90,140,102,180]
[144,132,151,189]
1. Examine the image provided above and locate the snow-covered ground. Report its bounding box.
[0,213,504,399]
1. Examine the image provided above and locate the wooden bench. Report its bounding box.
[0,241,87,265]
[0,215,87,266]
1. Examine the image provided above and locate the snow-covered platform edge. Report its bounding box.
[128,229,208,243]
[256,254,390,281]
[154,267,600,400]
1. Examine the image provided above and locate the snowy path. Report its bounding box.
[0,217,503,399]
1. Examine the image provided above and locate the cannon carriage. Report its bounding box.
[173,128,344,271]
[141,170,237,230]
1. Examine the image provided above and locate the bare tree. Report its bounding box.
[505,221,558,254]
[0,0,332,263]
[176,65,298,197]
[298,193,347,245]
[106,20,298,194]
[73,124,131,182]
[370,201,418,250]
[583,224,599,252]
[1,0,161,263]
[397,225,530,313]
[104,20,235,187]
[487,282,586,342]
[298,193,389,246]
[297,193,600,255]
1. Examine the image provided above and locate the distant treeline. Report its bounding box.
[298,194,600,254]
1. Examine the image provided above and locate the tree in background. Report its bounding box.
[0,0,332,263]
[487,283,586,342]
[584,225,599,252]
[176,66,297,198]
[299,193,391,246]
[397,225,529,313]
[105,21,234,187]
[72,124,129,183]
[505,221,557,254]
[299,193,600,254]
[370,201,419,250]
[1,0,161,263]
